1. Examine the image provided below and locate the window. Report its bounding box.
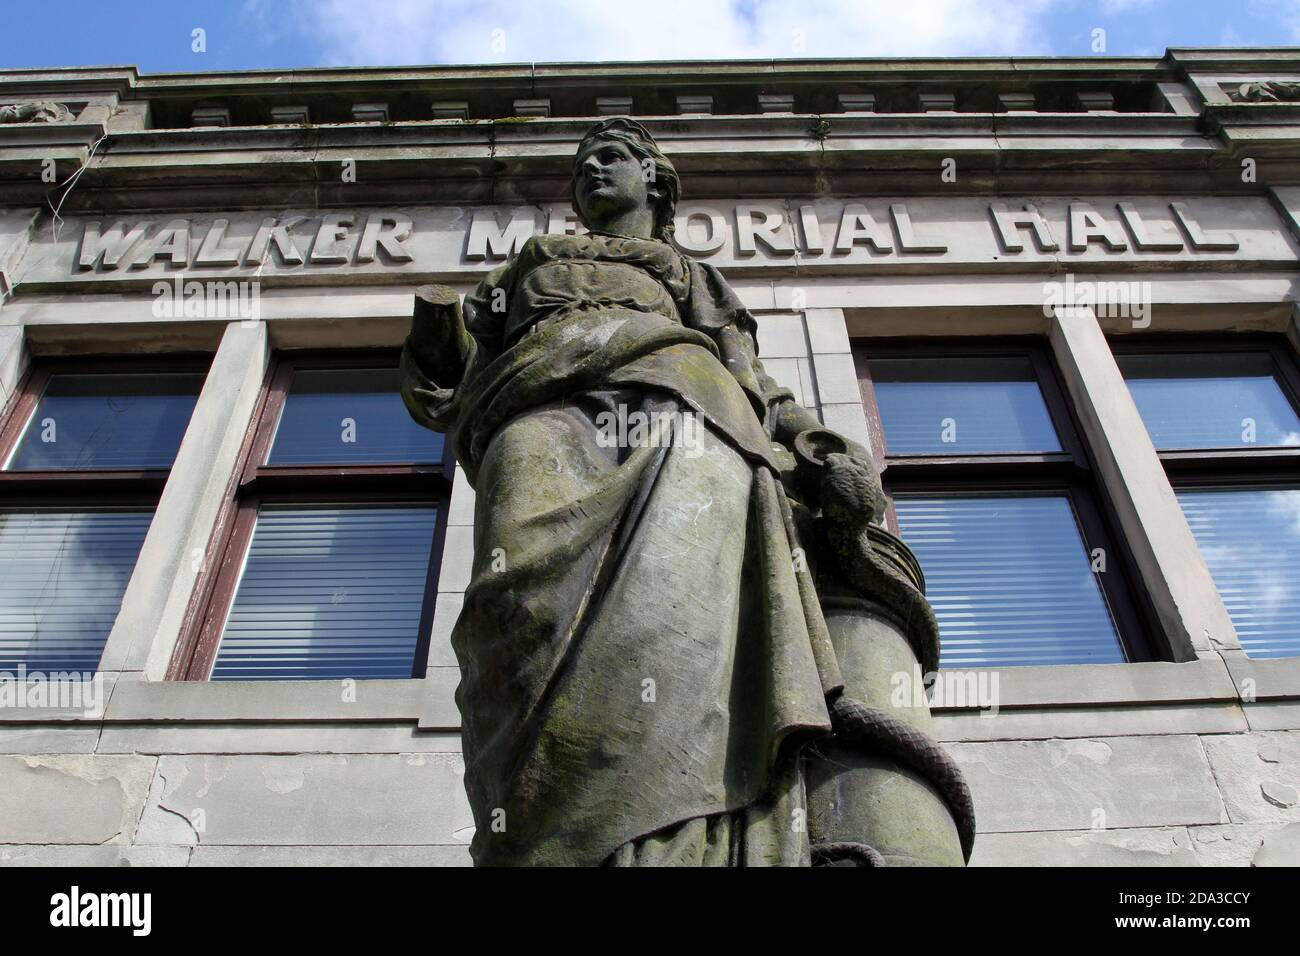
[855,342,1151,669]
[0,360,206,673]
[173,352,449,681]
[1115,338,1300,659]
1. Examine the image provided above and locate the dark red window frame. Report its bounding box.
[852,337,1159,663]
[0,355,212,505]
[169,349,453,681]
[1107,333,1300,486]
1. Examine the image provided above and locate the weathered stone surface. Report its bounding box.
[754,313,808,358]
[809,351,861,404]
[970,827,1197,866]
[1224,652,1300,702]
[418,668,461,729]
[1251,822,1300,866]
[759,356,812,405]
[804,308,852,355]
[445,465,476,527]
[396,118,912,868]
[933,658,1237,710]
[950,736,1226,833]
[1242,700,1300,732]
[437,525,474,592]
[0,844,191,867]
[426,592,463,667]
[1261,780,1297,809]
[135,753,473,846]
[103,675,428,722]
[0,755,156,844]
[1201,731,1300,824]
[818,402,872,448]
[189,845,472,866]
[1186,823,1299,866]
[0,725,101,754]
[97,724,461,755]
[935,702,1247,742]
[0,325,28,410]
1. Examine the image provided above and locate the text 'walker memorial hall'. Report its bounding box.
[0,48,1299,866]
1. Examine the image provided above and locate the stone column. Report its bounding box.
[1048,305,1238,661]
[100,320,269,680]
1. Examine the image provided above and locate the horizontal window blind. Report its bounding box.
[1117,353,1300,450]
[0,509,153,673]
[211,504,438,680]
[870,356,1062,455]
[894,495,1126,668]
[1178,488,1300,659]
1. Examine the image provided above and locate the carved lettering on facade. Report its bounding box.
[67,199,1256,279]
[77,211,417,272]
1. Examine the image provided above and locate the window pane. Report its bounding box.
[870,356,1062,455]
[6,373,203,470]
[1178,487,1300,659]
[1117,353,1300,450]
[267,367,443,465]
[0,509,153,673]
[894,494,1125,668]
[211,503,438,680]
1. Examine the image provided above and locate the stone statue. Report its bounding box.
[402,117,972,866]
[1232,81,1300,103]
[0,102,72,124]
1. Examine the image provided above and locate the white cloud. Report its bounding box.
[1097,0,1155,14]
[281,0,1060,67]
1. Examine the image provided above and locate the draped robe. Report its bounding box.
[401,233,839,866]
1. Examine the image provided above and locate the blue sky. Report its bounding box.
[0,0,1295,73]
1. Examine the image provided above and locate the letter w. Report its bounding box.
[79,221,149,270]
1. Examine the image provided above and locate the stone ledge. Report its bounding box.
[1223,653,1300,701]
[930,657,1239,713]
[936,701,1246,742]
[95,724,462,755]
[0,671,119,723]
[102,676,430,723]
[188,844,472,866]
[0,656,1276,732]
[0,725,102,754]
[1242,700,1300,732]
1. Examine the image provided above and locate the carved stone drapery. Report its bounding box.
[1231,81,1300,103]
[0,101,73,124]
[400,117,972,867]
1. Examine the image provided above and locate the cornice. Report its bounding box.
[2,51,1300,212]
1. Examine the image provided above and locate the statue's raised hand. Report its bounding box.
[408,284,473,388]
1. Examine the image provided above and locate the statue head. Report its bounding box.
[570,118,680,243]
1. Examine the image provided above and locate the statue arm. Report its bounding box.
[400,264,510,432]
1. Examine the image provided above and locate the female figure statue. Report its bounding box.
[401,118,894,866]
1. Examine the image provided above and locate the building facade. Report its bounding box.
[0,49,1299,866]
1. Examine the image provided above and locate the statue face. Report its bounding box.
[573,139,652,230]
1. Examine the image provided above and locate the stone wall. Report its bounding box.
[0,302,1294,866]
[3,51,1300,866]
